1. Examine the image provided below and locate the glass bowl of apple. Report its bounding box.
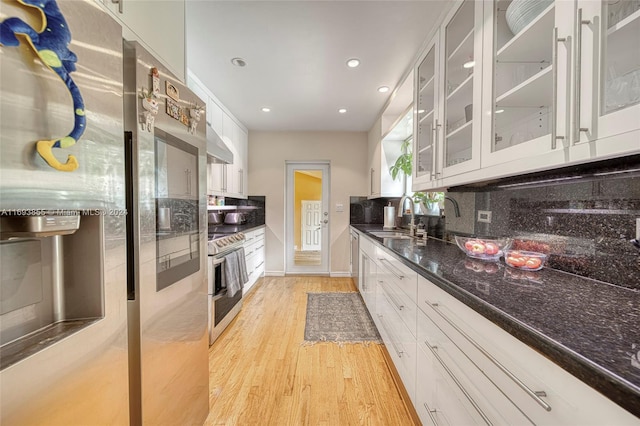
[454,236,512,261]
[504,250,547,271]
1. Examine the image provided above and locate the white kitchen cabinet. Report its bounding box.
[571,0,640,160]
[413,0,639,192]
[417,275,640,425]
[243,227,265,294]
[100,0,185,81]
[187,71,249,199]
[479,0,573,172]
[412,0,484,192]
[368,240,418,403]
[375,283,417,404]
[479,0,639,175]
[367,117,405,199]
[359,235,378,314]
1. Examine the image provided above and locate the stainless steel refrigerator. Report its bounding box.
[0,1,209,424]
[123,41,209,425]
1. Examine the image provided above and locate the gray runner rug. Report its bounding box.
[303,292,382,345]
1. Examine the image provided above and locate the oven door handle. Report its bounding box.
[212,257,226,266]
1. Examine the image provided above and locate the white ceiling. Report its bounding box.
[186,1,448,132]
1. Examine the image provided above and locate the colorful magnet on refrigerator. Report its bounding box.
[0,0,86,172]
[139,88,158,132]
[151,67,160,96]
[188,105,204,134]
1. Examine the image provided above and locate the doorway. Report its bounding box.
[286,161,330,274]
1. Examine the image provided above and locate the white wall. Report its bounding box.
[248,131,368,275]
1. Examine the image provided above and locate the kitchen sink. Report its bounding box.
[369,231,413,239]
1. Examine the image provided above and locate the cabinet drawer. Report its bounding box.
[244,228,265,244]
[376,246,417,302]
[417,309,530,425]
[359,234,377,259]
[416,342,494,426]
[417,276,638,425]
[376,285,416,403]
[377,277,417,337]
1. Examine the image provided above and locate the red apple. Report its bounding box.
[470,242,486,254]
[484,242,499,255]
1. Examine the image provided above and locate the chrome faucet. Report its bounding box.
[444,196,461,217]
[398,194,415,235]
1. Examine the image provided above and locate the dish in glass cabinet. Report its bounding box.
[506,0,553,35]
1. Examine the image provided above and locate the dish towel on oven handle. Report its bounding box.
[224,247,249,298]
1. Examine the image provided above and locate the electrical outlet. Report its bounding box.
[477,210,492,223]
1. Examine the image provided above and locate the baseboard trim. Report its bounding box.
[329,272,352,278]
[265,271,285,277]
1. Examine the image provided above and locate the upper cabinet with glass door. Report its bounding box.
[414,35,440,189]
[479,0,574,172]
[442,0,483,177]
[413,0,484,191]
[572,0,640,160]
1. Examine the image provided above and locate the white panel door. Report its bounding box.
[301,200,321,251]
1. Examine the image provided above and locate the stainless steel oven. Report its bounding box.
[207,233,246,345]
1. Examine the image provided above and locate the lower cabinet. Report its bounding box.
[243,227,265,294]
[417,275,639,425]
[375,282,417,404]
[357,232,638,425]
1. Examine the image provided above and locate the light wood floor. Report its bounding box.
[293,250,321,266]
[204,276,416,426]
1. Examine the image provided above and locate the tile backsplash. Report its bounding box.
[446,156,640,290]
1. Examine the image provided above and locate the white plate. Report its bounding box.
[506,0,553,35]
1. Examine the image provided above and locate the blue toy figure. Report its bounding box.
[0,0,86,172]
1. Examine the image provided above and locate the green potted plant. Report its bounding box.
[413,191,444,215]
[389,138,444,215]
[389,138,413,181]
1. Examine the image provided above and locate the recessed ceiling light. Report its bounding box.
[261,107,271,112]
[338,108,347,114]
[377,86,390,93]
[346,58,360,68]
[463,60,475,69]
[231,57,247,67]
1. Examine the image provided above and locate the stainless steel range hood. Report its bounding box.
[207,124,233,164]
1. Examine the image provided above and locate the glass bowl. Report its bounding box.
[504,250,547,271]
[454,236,513,261]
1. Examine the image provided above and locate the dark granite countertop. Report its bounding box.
[351,224,640,418]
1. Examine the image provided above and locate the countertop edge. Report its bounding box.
[350,225,640,418]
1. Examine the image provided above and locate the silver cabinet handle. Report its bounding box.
[423,402,440,426]
[379,280,404,311]
[552,27,566,149]
[377,314,404,358]
[425,340,493,425]
[370,168,375,195]
[574,8,591,144]
[361,255,367,291]
[111,0,123,13]
[433,119,441,178]
[378,258,405,280]
[238,169,243,194]
[428,301,552,411]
